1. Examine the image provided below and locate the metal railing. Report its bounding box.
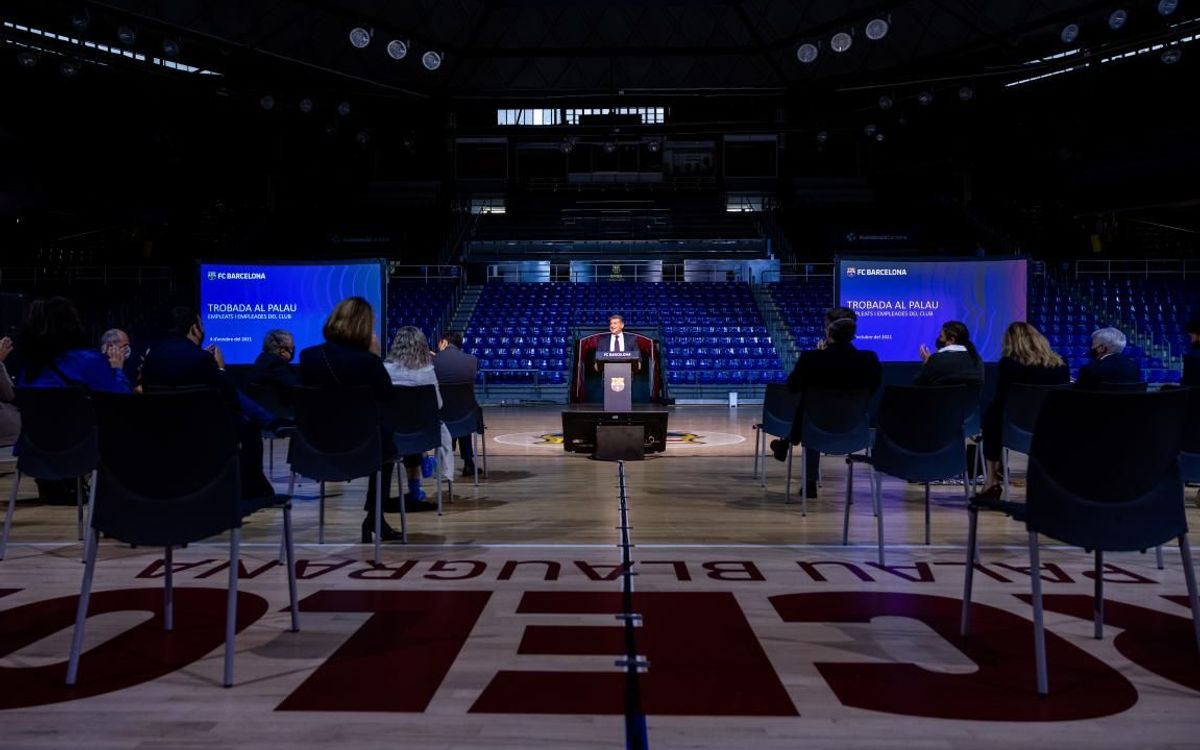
[1074,258,1200,279]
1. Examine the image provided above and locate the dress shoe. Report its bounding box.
[403,493,437,512]
[970,485,1003,504]
[805,481,818,499]
[770,438,790,462]
[462,461,476,478]
[361,516,404,543]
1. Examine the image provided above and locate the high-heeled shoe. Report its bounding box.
[361,516,404,543]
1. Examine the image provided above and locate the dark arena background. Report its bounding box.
[1,2,1199,748]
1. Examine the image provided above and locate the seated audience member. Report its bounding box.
[1074,326,1141,390]
[141,306,273,501]
[433,329,479,476]
[770,307,882,499]
[1182,316,1200,388]
[299,297,409,541]
[20,297,130,392]
[18,297,130,503]
[384,326,453,502]
[915,320,985,387]
[99,328,142,387]
[974,322,1070,500]
[0,336,19,447]
[248,328,300,406]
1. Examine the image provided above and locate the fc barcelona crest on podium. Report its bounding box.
[610,376,626,393]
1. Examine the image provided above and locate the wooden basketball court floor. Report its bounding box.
[1,405,1198,749]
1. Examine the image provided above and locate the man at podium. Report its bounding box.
[594,315,643,374]
[577,314,652,405]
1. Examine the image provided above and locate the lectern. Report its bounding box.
[595,350,639,412]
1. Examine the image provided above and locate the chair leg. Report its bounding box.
[1177,534,1200,654]
[396,463,407,545]
[279,472,295,565]
[65,527,99,685]
[961,505,979,636]
[317,481,325,545]
[784,444,793,505]
[1155,545,1165,570]
[799,446,808,517]
[752,426,760,480]
[760,435,768,488]
[1028,531,1049,695]
[373,470,382,566]
[224,527,240,688]
[435,453,443,516]
[163,546,174,632]
[962,469,970,502]
[81,470,97,564]
[1,470,21,561]
[1002,449,1011,501]
[481,428,488,477]
[873,472,885,566]
[268,437,274,479]
[1094,550,1104,639]
[76,476,84,541]
[842,460,854,546]
[283,502,299,632]
[924,483,931,546]
[472,433,479,487]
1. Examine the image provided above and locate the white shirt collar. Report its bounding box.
[937,344,968,353]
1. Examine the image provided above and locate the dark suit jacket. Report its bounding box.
[914,349,985,387]
[1075,353,1142,390]
[1183,343,1200,388]
[248,351,301,391]
[785,342,882,440]
[299,340,393,401]
[141,335,239,410]
[433,344,478,385]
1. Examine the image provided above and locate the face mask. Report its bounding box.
[935,337,947,350]
[1088,346,1102,360]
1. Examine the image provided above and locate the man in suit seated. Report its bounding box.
[247,328,300,409]
[1075,326,1142,390]
[433,330,479,477]
[914,320,985,387]
[141,306,274,500]
[771,307,883,498]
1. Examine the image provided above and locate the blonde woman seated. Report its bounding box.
[974,321,1070,500]
[384,326,454,501]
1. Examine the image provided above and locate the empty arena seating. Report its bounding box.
[461,282,784,386]
[385,280,460,346]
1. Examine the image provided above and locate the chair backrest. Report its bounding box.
[439,383,483,439]
[1182,388,1200,483]
[1097,381,1148,392]
[799,387,872,455]
[13,386,98,480]
[244,381,292,421]
[871,385,967,482]
[1002,383,1069,454]
[381,384,441,454]
[90,389,241,547]
[1027,389,1188,550]
[289,386,383,482]
[759,382,801,439]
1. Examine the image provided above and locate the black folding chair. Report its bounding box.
[67,388,298,689]
[440,383,486,486]
[382,385,446,521]
[1,387,98,562]
[795,387,872,524]
[753,382,802,486]
[244,381,295,480]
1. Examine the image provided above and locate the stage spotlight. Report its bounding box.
[815,130,828,144]
[958,85,974,102]
[16,51,38,68]
[560,139,574,154]
[337,101,351,116]
[386,39,408,60]
[69,10,90,32]
[864,123,877,136]
[1107,9,1128,30]
[1162,47,1183,64]
[349,27,372,49]
[796,43,819,63]
[878,95,894,110]
[897,114,909,127]
[1157,0,1179,16]
[917,90,934,106]
[260,94,275,111]
[299,98,314,113]
[874,132,885,142]
[421,51,442,70]
[1061,23,1080,44]
[355,130,370,145]
[59,60,80,77]
[162,38,181,57]
[604,142,617,154]
[865,18,889,41]
[646,138,661,153]
[831,32,853,53]
[117,25,136,45]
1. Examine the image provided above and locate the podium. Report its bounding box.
[595,350,639,412]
